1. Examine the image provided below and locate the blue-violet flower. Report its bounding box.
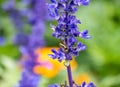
[48,0,91,62]
[48,0,95,87]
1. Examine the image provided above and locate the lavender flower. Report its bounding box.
[2,0,46,87]
[17,0,46,87]
[48,0,91,62]
[2,0,46,86]
[48,0,95,87]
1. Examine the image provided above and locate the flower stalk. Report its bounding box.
[47,0,96,87]
[67,64,73,87]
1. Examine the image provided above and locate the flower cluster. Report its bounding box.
[17,0,46,87]
[48,0,96,87]
[3,0,46,87]
[48,0,91,62]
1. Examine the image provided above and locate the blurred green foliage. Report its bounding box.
[0,0,120,87]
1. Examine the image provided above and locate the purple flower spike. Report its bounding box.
[48,0,95,87]
[2,0,47,87]
[48,0,91,62]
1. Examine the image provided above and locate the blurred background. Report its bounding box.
[0,0,120,87]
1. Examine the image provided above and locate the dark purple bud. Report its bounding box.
[51,0,57,3]
[81,82,86,87]
[52,49,58,54]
